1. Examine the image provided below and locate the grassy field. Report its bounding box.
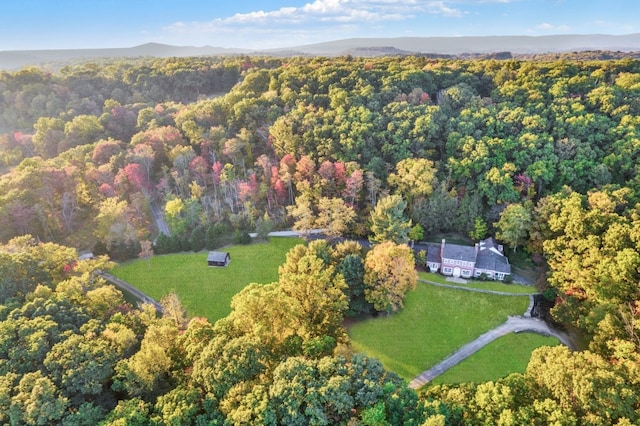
[110,237,302,322]
[430,333,560,385]
[418,271,538,294]
[112,240,556,385]
[348,283,531,380]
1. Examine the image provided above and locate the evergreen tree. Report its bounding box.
[369,194,412,245]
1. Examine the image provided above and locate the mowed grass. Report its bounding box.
[348,283,530,381]
[431,333,560,385]
[112,240,549,385]
[419,272,538,295]
[110,237,302,322]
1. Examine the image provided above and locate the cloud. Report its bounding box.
[163,0,485,48]
[536,22,571,32]
[429,1,464,17]
[166,0,467,32]
[453,0,512,4]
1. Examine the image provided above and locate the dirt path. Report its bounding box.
[408,293,573,389]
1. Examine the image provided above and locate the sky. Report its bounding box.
[1,0,638,51]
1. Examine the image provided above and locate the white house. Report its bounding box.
[426,237,511,281]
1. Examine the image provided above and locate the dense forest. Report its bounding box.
[1,53,640,424]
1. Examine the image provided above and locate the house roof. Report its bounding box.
[475,238,511,273]
[478,237,503,254]
[426,243,441,264]
[442,243,476,262]
[475,251,511,273]
[207,251,229,262]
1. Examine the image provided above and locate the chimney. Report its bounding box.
[441,239,445,259]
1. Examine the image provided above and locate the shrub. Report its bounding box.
[190,227,206,252]
[233,230,252,245]
[205,222,230,249]
[154,233,170,254]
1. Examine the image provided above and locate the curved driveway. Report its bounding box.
[408,286,574,389]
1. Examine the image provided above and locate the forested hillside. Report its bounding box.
[2,56,640,252]
[1,54,640,423]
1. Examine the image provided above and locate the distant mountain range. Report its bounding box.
[2,33,640,70]
[0,43,247,70]
[284,34,640,56]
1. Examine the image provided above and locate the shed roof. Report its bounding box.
[207,251,230,262]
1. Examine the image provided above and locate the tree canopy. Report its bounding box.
[2,53,640,423]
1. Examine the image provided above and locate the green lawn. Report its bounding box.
[430,333,560,385]
[110,237,302,322]
[348,283,530,380]
[418,272,538,295]
[112,240,552,386]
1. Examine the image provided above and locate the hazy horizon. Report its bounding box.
[1,0,638,51]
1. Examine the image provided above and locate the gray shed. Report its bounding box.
[207,251,230,267]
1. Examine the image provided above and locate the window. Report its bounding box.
[443,267,452,274]
[461,269,472,277]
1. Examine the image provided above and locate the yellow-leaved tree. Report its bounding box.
[364,241,417,313]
